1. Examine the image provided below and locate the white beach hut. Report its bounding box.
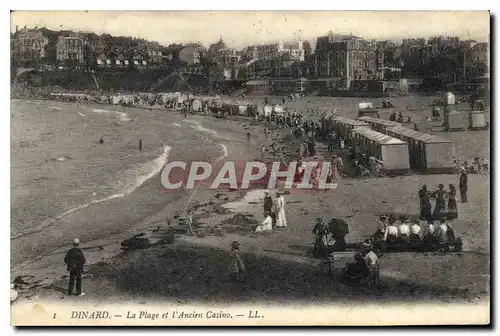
[385,126,455,173]
[351,127,410,172]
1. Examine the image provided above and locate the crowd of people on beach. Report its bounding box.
[454,155,489,175]
[18,88,484,296]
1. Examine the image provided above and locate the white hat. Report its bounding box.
[73,238,80,246]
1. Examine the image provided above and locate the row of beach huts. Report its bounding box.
[325,115,456,174]
[48,91,297,118]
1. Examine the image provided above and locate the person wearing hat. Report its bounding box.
[432,184,448,219]
[418,185,432,221]
[422,219,437,249]
[459,167,468,203]
[447,184,458,220]
[64,238,86,296]
[229,241,245,282]
[312,217,329,257]
[396,216,410,251]
[435,217,449,245]
[398,216,410,237]
[263,190,275,225]
[409,219,422,247]
[374,214,388,240]
[273,191,287,228]
[331,154,344,180]
[383,216,399,247]
[362,242,380,286]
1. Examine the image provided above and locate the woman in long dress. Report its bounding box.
[432,184,447,220]
[447,184,458,220]
[331,155,343,180]
[418,185,432,220]
[274,192,287,228]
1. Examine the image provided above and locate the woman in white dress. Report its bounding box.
[255,213,273,232]
[274,192,287,228]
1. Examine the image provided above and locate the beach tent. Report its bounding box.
[273,104,284,115]
[357,116,401,133]
[191,99,202,112]
[332,116,371,139]
[442,92,456,106]
[320,110,338,133]
[385,126,454,173]
[445,110,468,131]
[351,127,410,172]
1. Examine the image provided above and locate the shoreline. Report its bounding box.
[10,94,490,307]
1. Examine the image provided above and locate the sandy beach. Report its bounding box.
[10,94,490,308]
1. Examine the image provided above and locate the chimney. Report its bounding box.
[15,25,18,33]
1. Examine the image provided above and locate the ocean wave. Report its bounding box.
[190,124,221,138]
[91,108,131,122]
[172,123,182,127]
[11,145,172,239]
[78,112,86,117]
[50,106,61,110]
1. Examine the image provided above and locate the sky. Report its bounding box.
[11,11,490,49]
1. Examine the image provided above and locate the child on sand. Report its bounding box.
[229,241,246,282]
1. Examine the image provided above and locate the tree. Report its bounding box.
[303,40,312,58]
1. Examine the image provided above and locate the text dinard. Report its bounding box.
[71,310,262,320]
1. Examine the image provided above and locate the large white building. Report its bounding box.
[56,36,84,63]
[243,40,304,62]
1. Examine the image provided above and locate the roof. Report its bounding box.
[357,116,402,127]
[385,126,453,144]
[352,127,407,145]
[333,116,370,126]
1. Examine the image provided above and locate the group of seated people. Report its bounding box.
[372,214,459,252]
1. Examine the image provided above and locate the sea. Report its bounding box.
[10,99,225,269]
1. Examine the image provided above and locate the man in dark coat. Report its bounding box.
[263,191,275,226]
[64,238,86,296]
[459,168,468,203]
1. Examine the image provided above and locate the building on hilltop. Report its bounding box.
[11,26,49,66]
[56,36,84,64]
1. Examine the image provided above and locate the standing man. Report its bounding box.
[263,190,275,226]
[64,238,86,297]
[459,167,468,203]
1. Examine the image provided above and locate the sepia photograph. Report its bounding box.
[9,10,491,326]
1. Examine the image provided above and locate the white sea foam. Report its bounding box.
[91,108,130,121]
[11,145,172,239]
[50,106,61,110]
[219,144,228,159]
[78,112,86,117]
[193,124,219,137]
[172,123,182,127]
